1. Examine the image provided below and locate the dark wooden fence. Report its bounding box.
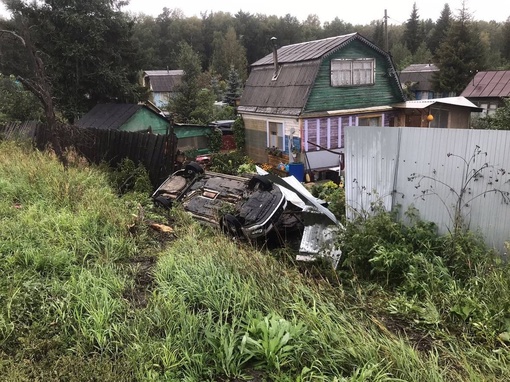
[0,121,38,140]
[1,122,178,188]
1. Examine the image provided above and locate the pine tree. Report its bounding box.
[432,3,487,94]
[404,3,422,55]
[224,65,242,107]
[429,4,452,57]
[169,42,202,123]
[502,17,510,63]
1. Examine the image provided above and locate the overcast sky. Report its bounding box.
[122,0,507,25]
[0,1,507,25]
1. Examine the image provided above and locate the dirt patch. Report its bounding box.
[123,255,157,309]
[377,315,434,352]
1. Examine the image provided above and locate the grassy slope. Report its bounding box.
[0,141,508,381]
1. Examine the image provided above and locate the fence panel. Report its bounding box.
[0,121,37,140]
[345,126,510,255]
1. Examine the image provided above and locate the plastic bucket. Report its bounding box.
[288,162,305,182]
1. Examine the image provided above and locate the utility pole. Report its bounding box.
[384,9,389,52]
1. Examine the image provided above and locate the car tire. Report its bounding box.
[184,162,204,177]
[247,175,272,191]
[153,195,172,209]
[220,214,243,238]
[185,162,204,177]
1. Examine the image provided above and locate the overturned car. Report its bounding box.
[152,162,343,267]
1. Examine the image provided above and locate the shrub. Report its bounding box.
[207,127,223,153]
[209,151,251,175]
[106,158,152,195]
[232,116,245,152]
[341,206,443,289]
[309,181,346,221]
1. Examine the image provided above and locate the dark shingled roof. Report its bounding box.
[398,64,438,92]
[239,61,319,116]
[144,70,184,92]
[148,74,182,92]
[76,104,143,130]
[461,70,510,98]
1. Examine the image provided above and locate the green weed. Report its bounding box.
[2,140,510,381]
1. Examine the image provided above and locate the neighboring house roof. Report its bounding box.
[398,63,438,92]
[143,70,184,92]
[239,33,404,116]
[76,103,166,130]
[460,70,510,99]
[392,96,483,112]
[144,70,184,77]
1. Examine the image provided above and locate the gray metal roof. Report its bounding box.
[400,64,438,73]
[144,70,184,92]
[149,75,182,92]
[144,70,184,76]
[399,64,438,91]
[76,104,144,130]
[392,96,483,111]
[460,70,510,98]
[252,33,357,66]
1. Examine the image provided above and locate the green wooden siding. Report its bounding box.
[304,41,404,113]
[119,108,170,135]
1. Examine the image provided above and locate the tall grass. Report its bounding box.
[1,140,509,381]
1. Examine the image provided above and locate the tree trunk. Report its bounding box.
[0,27,68,167]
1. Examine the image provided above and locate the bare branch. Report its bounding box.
[0,29,26,46]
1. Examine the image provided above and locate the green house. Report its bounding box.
[76,103,171,135]
[238,32,406,171]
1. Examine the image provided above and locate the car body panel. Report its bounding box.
[152,168,287,240]
[153,163,343,268]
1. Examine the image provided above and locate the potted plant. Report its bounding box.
[266,146,283,157]
[266,146,289,167]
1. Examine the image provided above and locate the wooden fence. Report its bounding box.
[0,122,178,188]
[0,121,38,140]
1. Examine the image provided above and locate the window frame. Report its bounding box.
[330,58,375,87]
[266,121,285,152]
[357,114,382,127]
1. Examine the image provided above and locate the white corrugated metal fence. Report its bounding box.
[345,126,510,255]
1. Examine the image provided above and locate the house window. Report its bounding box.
[331,58,375,86]
[267,122,284,151]
[479,102,498,116]
[358,115,382,126]
[304,118,343,151]
[487,103,497,116]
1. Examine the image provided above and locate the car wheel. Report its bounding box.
[185,162,204,177]
[220,214,243,238]
[247,175,272,191]
[153,195,172,209]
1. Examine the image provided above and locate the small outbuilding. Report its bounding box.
[75,103,171,135]
[392,96,483,128]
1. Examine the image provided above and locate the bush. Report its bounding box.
[207,128,223,153]
[209,151,251,175]
[341,206,443,289]
[106,158,152,195]
[232,116,245,153]
[309,181,346,221]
